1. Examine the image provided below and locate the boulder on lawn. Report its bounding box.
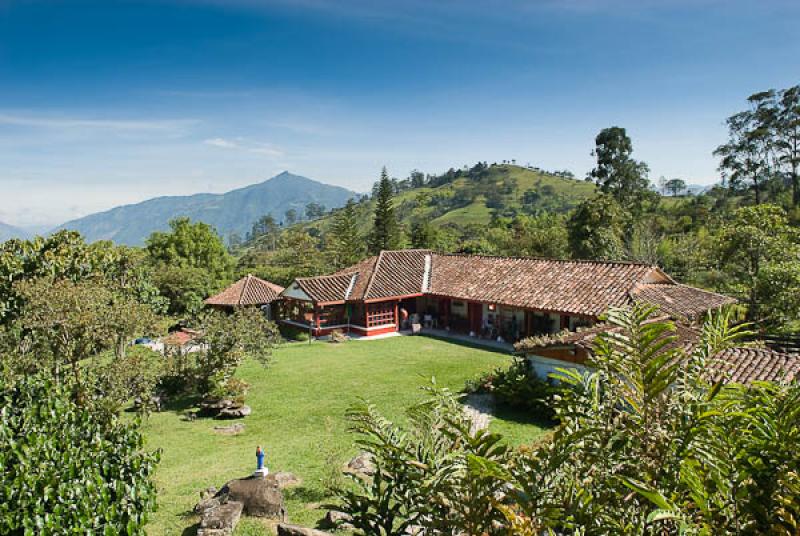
[217,405,252,419]
[344,452,375,477]
[272,471,301,488]
[277,523,333,536]
[213,423,245,435]
[322,510,353,529]
[197,500,243,536]
[221,474,286,520]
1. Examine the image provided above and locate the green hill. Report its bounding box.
[307,164,596,235]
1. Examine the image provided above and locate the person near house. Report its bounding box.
[400,307,409,329]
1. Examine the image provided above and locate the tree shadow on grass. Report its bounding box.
[418,333,513,356]
[492,403,556,430]
[284,485,329,504]
[162,393,203,414]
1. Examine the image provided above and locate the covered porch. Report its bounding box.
[410,295,594,344]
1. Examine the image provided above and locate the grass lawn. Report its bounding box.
[142,335,551,535]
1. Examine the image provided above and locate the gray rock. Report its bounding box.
[197,500,243,536]
[194,496,222,515]
[213,423,245,435]
[217,405,252,419]
[345,452,375,477]
[277,523,333,536]
[322,510,353,529]
[222,474,286,519]
[272,471,301,488]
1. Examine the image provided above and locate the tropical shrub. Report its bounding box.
[466,357,563,420]
[336,386,511,535]
[0,374,159,535]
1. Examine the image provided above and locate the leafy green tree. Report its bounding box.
[284,208,298,225]
[0,231,141,324]
[325,199,365,269]
[567,194,627,260]
[274,227,325,279]
[0,373,159,535]
[409,169,426,188]
[589,126,653,212]
[410,220,436,249]
[248,214,280,247]
[775,85,800,206]
[305,202,326,220]
[368,167,402,254]
[714,91,777,204]
[718,204,799,324]
[508,214,569,258]
[146,217,233,282]
[194,308,280,397]
[10,277,159,388]
[664,178,687,196]
[146,217,233,314]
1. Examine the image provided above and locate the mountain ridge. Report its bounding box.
[55,171,357,246]
[0,221,31,242]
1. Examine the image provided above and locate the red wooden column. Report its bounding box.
[394,301,399,331]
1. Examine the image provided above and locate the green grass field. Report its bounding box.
[142,335,550,535]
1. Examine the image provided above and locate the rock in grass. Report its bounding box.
[277,523,333,536]
[216,405,252,419]
[213,423,245,435]
[197,500,243,536]
[222,474,286,520]
[322,510,353,529]
[272,471,301,488]
[344,452,375,477]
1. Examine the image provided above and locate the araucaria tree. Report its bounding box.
[368,167,402,254]
[326,198,365,269]
[589,126,653,212]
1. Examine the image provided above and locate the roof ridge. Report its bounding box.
[239,274,254,305]
[362,250,386,299]
[432,251,655,267]
[296,272,356,282]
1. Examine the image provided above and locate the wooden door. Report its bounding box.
[468,302,483,334]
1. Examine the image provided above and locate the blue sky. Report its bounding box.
[0,0,798,227]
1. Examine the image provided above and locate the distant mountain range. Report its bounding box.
[0,221,31,242]
[55,172,358,246]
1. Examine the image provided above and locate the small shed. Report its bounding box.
[205,274,285,319]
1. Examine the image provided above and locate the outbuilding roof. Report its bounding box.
[516,320,799,384]
[205,274,284,307]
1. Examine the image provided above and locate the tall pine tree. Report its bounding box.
[326,199,364,269]
[368,168,402,254]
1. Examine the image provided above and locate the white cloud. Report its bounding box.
[204,137,239,148]
[0,113,198,132]
[203,137,284,157]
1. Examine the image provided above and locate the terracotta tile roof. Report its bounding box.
[428,254,660,317]
[334,255,379,301]
[711,347,800,384]
[520,321,799,384]
[294,273,357,304]
[362,249,431,300]
[632,283,737,320]
[205,274,284,306]
[285,250,735,319]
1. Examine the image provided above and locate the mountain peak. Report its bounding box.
[55,173,357,246]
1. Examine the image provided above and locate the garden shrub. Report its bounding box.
[466,357,563,420]
[0,374,160,535]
